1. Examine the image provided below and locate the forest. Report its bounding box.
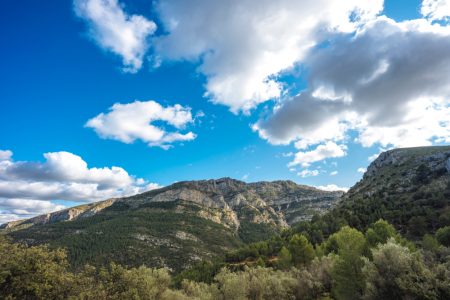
[1,219,450,299]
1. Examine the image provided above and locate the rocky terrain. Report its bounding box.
[337,146,450,236]
[2,146,450,271]
[1,178,342,271]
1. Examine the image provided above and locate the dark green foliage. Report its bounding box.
[224,236,284,263]
[288,234,315,267]
[408,216,428,236]
[301,147,450,242]
[414,164,431,184]
[8,201,242,272]
[436,226,450,247]
[277,247,292,270]
[365,219,398,247]
[330,227,367,300]
[237,221,278,244]
[422,234,440,252]
[173,260,224,287]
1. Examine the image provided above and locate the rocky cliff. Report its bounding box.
[2,178,342,231]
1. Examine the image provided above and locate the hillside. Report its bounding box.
[1,178,341,271]
[320,146,450,239]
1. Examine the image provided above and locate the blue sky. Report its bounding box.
[1,0,449,223]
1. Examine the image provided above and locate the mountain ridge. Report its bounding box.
[1,178,342,271]
[1,177,342,230]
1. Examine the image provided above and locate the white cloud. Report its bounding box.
[282,152,294,157]
[357,167,367,174]
[297,169,319,178]
[0,149,159,223]
[315,184,349,192]
[289,142,347,167]
[368,153,380,162]
[0,199,66,216]
[152,0,383,113]
[86,100,197,149]
[74,0,156,72]
[254,16,450,158]
[330,171,338,176]
[0,150,12,161]
[421,0,450,21]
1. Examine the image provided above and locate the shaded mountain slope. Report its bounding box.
[327,146,450,238]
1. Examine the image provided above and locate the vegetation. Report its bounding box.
[2,218,450,299]
[7,201,244,272]
[328,147,450,240]
[2,147,450,299]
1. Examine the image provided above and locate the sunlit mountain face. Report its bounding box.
[1,0,450,223]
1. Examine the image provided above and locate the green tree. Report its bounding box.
[330,226,367,300]
[436,226,450,247]
[288,234,315,267]
[365,219,397,247]
[422,234,440,252]
[408,216,428,237]
[277,246,292,270]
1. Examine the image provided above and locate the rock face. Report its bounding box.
[2,178,342,272]
[117,177,343,226]
[365,147,450,180]
[352,146,450,198]
[2,178,342,230]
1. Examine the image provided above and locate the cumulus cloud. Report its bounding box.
[0,149,159,223]
[86,100,196,149]
[421,0,450,21]
[297,169,319,178]
[357,167,367,174]
[0,199,66,217]
[315,184,349,192]
[255,16,450,165]
[74,0,156,72]
[330,171,338,176]
[152,0,383,112]
[289,142,347,167]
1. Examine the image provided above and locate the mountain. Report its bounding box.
[1,178,342,272]
[330,146,450,238]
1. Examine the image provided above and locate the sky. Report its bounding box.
[1,0,450,223]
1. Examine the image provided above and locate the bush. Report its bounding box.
[362,239,438,300]
[436,226,450,247]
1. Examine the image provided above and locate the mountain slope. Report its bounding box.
[331,146,450,238]
[2,178,341,271]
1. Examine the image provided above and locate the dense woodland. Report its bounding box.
[1,219,450,299]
